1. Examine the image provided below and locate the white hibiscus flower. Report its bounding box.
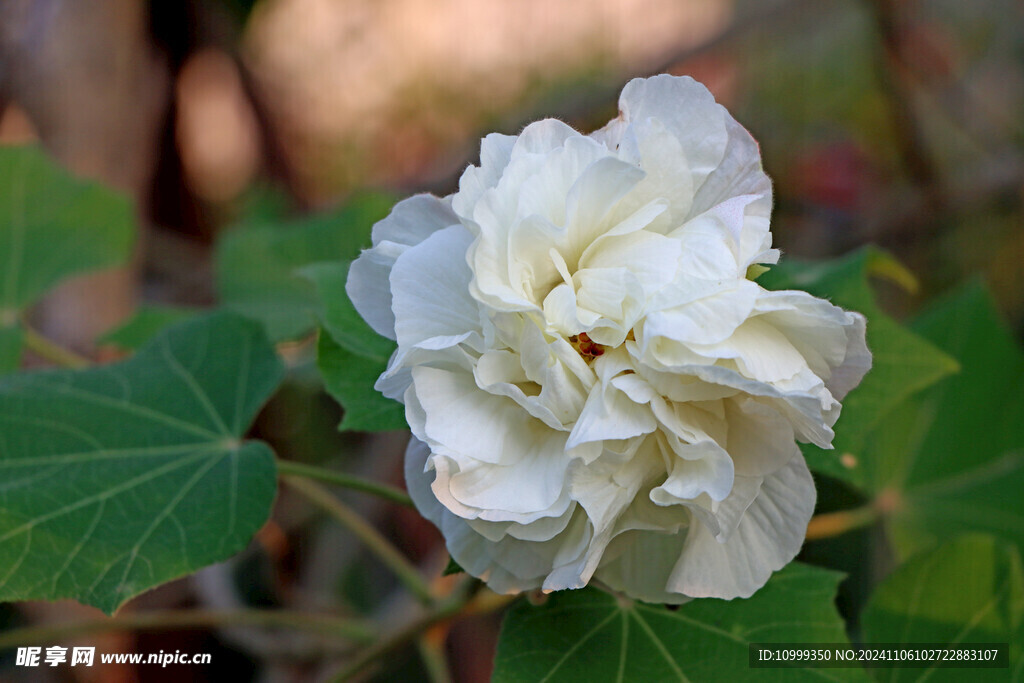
[346,74,871,603]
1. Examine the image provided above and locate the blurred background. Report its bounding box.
[0,0,1022,680]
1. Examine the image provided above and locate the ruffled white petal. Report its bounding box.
[346,75,873,605]
[595,528,691,605]
[347,194,458,339]
[452,133,517,222]
[568,377,657,449]
[667,454,816,599]
[389,224,482,352]
[826,312,871,400]
[615,75,729,188]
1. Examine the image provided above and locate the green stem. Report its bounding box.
[328,579,477,682]
[283,475,434,606]
[805,504,879,541]
[417,634,454,683]
[0,608,375,650]
[21,324,90,368]
[277,460,413,508]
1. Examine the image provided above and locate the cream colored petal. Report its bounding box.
[667,455,815,599]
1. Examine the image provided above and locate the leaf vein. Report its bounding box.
[50,499,106,593]
[630,608,690,683]
[115,451,225,599]
[160,337,231,436]
[25,379,220,440]
[537,610,618,683]
[0,450,210,544]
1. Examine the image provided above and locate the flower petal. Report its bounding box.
[390,224,482,351]
[595,529,691,605]
[380,75,871,605]
[409,440,593,593]
[408,366,572,522]
[650,435,735,504]
[452,133,517,221]
[567,379,657,450]
[642,280,759,349]
[826,312,871,401]
[616,75,728,188]
[724,397,802,477]
[408,366,514,466]
[689,112,772,228]
[564,156,646,262]
[607,117,694,229]
[693,317,810,384]
[580,229,683,297]
[667,454,816,599]
[347,194,458,339]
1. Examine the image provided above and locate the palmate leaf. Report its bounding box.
[494,563,867,682]
[317,331,405,432]
[0,146,135,312]
[304,261,394,364]
[760,247,959,488]
[97,305,197,352]
[862,283,1024,559]
[305,261,405,433]
[0,323,22,374]
[861,534,1024,682]
[0,313,283,614]
[216,193,392,342]
[767,251,1024,560]
[0,146,134,373]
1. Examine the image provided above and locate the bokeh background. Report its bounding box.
[0,0,1021,680]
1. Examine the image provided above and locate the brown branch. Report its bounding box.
[232,52,311,211]
[865,0,949,241]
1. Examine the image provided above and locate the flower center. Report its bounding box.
[568,332,606,361]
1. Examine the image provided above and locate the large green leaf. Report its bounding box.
[864,283,1024,558]
[305,261,405,433]
[493,563,866,682]
[0,323,22,375]
[909,283,1024,489]
[760,248,959,488]
[303,261,394,364]
[861,534,1023,682]
[0,146,135,312]
[0,146,135,371]
[216,193,392,342]
[0,312,283,614]
[768,259,1023,559]
[317,331,405,433]
[97,305,197,352]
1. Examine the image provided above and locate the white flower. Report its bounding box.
[346,75,871,603]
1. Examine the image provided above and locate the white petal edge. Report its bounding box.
[667,454,816,599]
[347,194,458,339]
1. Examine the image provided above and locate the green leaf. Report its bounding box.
[234,182,292,225]
[0,146,134,315]
[493,563,866,682]
[0,146,134,371]
[761,247,959,488]
[305,261,406,433]
[98,305,197,352]
[861,534,1023,682]
[0,322,22,375]
[0,312,284,614]
[868,283,1024,558]
[317,330,405,432]
[442,556,465,577]
[303,261,394,363]
[910,282,1024,485]
[216,193,393,342]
